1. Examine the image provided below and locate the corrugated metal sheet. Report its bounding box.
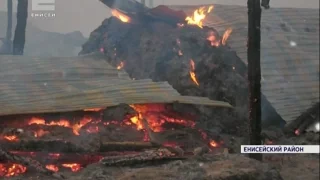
[0,54,232,116]
[173,5,319,125]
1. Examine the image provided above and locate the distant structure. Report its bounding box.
[173,4,319,132]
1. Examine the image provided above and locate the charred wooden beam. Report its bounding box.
[0,147,64,179]
[100,141,159,151]
[0,140,86,153]
[99,0,148,14]
[12,0,28,55]
[5,151,136,166]
[100,148,186,166]
[284,102,319,134]
[0,140,157,153]
[247,0,262,161]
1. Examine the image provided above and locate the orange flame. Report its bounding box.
[0,164,27,177]
[4,135,18,141]
[117,61,124,70]
[46,165,59,172]
[209,140,218,147]
[185,6,213,28]
[61,163,81,172]
[33,129,49,138]
[207,31,220,47]
[111,9,131,23]
[28,117,92,136]
[83,108,103,112]
[221,28,233,45]
[189,59,199,86]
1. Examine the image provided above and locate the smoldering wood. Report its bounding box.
[0,139,158,153]
[100,148,186,166]
[99,0,148,14]
[100,141,159,151]
[3,152,137,166]
[0,147,64,179]
[284,102,319,134]
[247,0,262,161]
[0,140,87,153]
[99,0,186,26]
[12,0,28,55]
[80,4,281,137]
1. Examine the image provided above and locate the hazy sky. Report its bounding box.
[0,0,319,37]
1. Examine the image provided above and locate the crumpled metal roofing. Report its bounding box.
[173,4,319,126]
[0,54,232,116]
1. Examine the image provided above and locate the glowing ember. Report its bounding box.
[46,165,59,172]
[111,9,131,23]
[117,61,125,70]
[185,6,213,28]
[28,117,92,136]
[294,129,300,136]
[177,23,184,27]
[4,135,18,141]
[221,28,233,45]
[61,163,81,172]
[209,140,218,147]
[207,31,220,47]
[33,129,49,138]
[189,59,200,86]
[127,104,196,134]
[178,50,183,56]
[48,153,60,159]
[72,117,92,135]
[0,163,27,177]
[83,108,103,112]
[86,126,99,133]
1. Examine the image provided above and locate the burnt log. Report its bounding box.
[99,0,186,26]
[99,0,148,14]
[0,140,157,153]
[0,147,64,179]
[100,148,186,166]
[284,102,319,134]
[0,140,86,153]
[5,151,136,166]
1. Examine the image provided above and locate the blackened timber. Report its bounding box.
[99,0,148,14]
[0,147,64,179]
[247,0,262,161]
[0,140,157,153]
[12,0,28,55]
[284,102,320,134]
[100,148,185,166]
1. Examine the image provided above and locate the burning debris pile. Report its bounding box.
[0,2,285,179]
[80,4,278,135]
[0,50,235,178]
[0,103,230,178]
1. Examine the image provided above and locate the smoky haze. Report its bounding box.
[0,0,319,37]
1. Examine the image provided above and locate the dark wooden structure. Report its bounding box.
[247,0,262,161]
